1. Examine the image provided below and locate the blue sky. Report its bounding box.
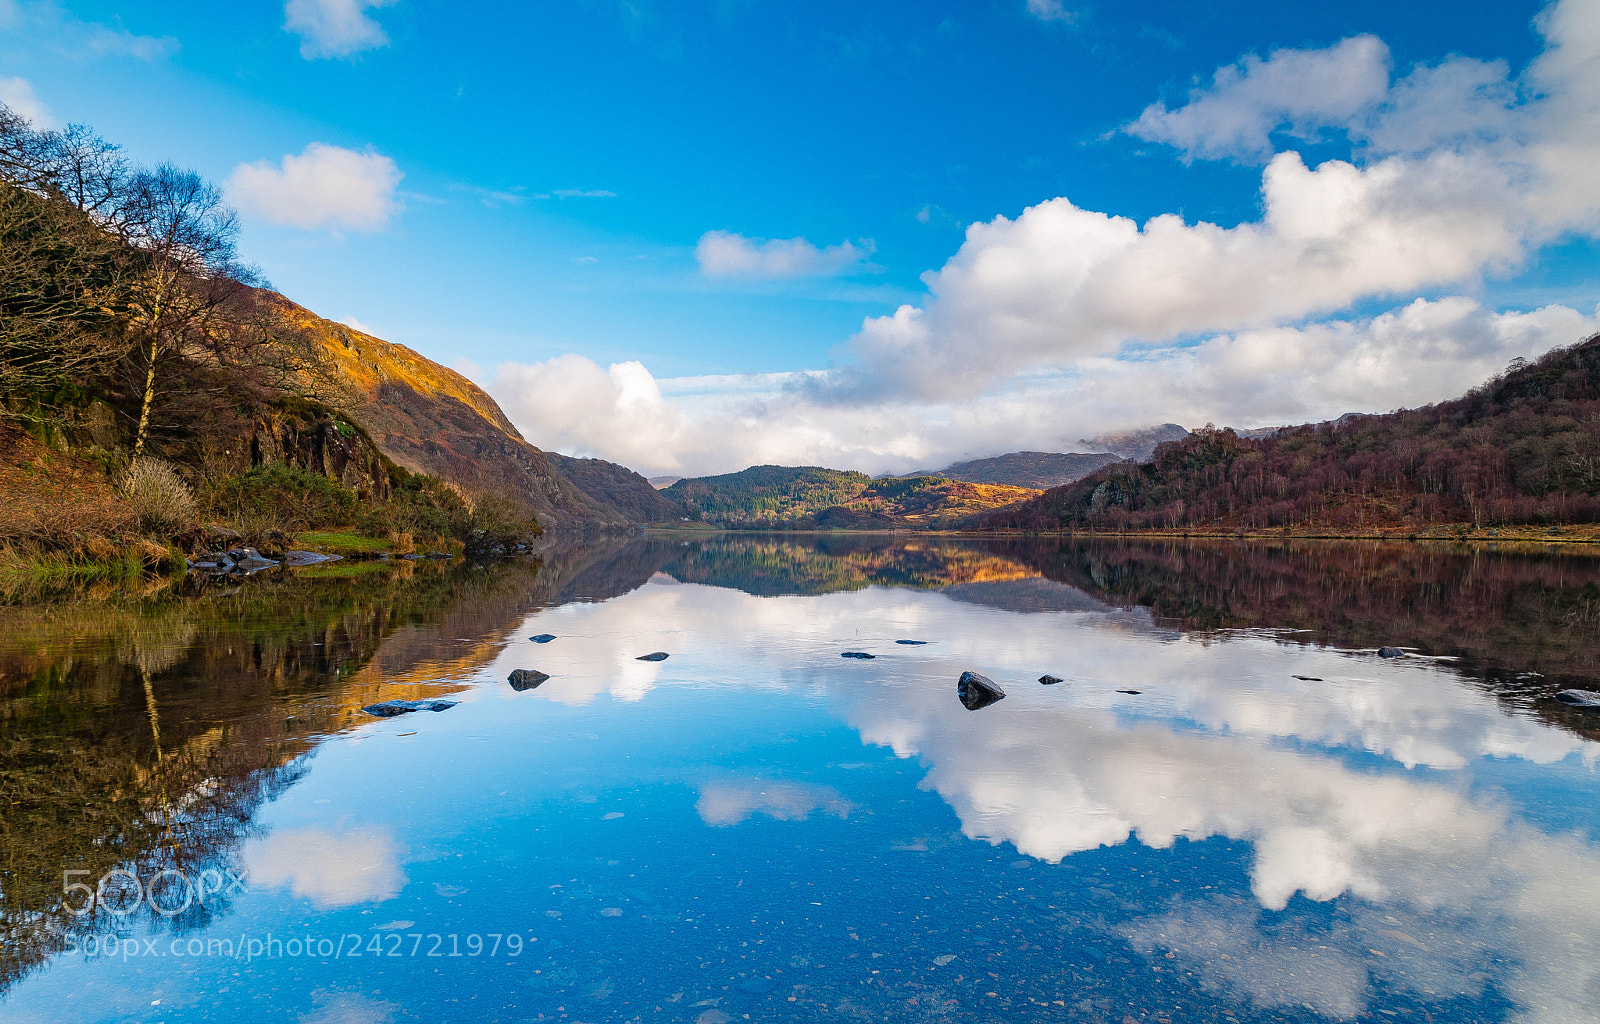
[3,0,1598,475]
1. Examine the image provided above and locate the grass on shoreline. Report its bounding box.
[0,540,182,600]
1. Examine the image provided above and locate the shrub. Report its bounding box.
[202,464,358,532]
[123,458,197,535]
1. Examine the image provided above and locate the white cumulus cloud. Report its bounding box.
[489,355,693,470]
[832,0,1600,404]
[284,0,399,60]
[1128,35,1393,162]
[229,142,402,232]
[696,230,873,280]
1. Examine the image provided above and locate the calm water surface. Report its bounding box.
[3,536,1599,1024]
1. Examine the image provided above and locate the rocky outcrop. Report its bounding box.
[249,400,394,501]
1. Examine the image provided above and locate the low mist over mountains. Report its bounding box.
[934,451,1126,489]
[1078,424,1190,462]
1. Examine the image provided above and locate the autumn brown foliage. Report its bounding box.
[980,336,1600,532]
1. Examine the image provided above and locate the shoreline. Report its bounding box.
[640,525,1600,545]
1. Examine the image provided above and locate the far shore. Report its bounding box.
[639,524,1600,545]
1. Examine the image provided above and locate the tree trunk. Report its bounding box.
[130,333,159,467]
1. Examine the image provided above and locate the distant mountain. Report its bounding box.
[979,336,1600,534]
[1079,423,1189,461]
[648,476,683,490]
[935,451,1124,489]
[665,465,872,524]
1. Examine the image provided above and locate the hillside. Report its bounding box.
[935,451,1124,489]
[270,294,670,529]
[665,465,872,525]
[978,336,1600,535]
[816,476,1039,528]
[548,453,684,524]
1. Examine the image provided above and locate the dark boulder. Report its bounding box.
[1555,689,1600,707]
[895,640,929,646]
[841,651,875,660]
[529,633,557,644]
[361,699,459,717]
[1378,646,1406,658]
[1117,689,1142,695]
[1039,675,1063,685]
[508,669,550,691]
[958,671,1006,711]
[1293,675,1323,681]
[636,652,669,662]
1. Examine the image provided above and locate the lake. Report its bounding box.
[2,535,1599,1024]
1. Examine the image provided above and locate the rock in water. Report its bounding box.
[424,551,452,559]
[1378,646,1406,658]
[737,977,778,994]
[508,669,550,691]
[1555,689,1600,707]
[361,699,459,717]
[281,550,340,566]
[841,651,875,660]
[529,633,557,644]
[895,640,929,645]
[958,671,1006,710]
[636,652,669,662]
[1117,689,1142,695]
[1039,675,1063,685]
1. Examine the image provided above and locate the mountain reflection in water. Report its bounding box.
[1,536,1598,1024]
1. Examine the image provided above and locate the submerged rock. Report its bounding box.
[958,670,1006,710]
[1117,689,1142,695]
[1377,646,1406,658]
[895,640,929,645]
[1039,675,1063,685]
[1555,689,1600,707]
[281,550,341,566]
[1293,675,1324,681]
[841,651,875,660]
[508,669,550,691]
[636,652,669,662]
[361,699,459,717]
[529,633,557,644]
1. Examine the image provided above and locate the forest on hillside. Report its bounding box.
[979,336,1600,534]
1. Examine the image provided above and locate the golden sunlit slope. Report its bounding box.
[815,476,1042,528]
[267,292,674,529]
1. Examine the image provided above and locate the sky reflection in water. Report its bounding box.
[2,538,1599,1024]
